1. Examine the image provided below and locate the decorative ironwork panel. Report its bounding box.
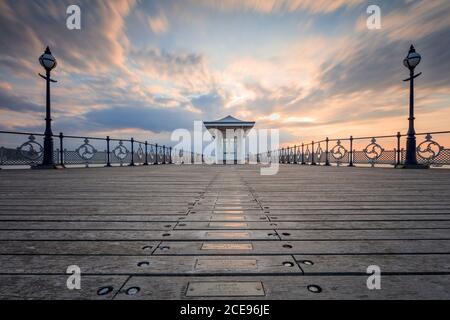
[304,146,311,163]
[64,149,107,165]
[417,134,444,165]
[111,141,131,165]
[135,143,144,163]
[18,135,43,161]
[148,145,156,163]
[0,135,45,166]
[329,140,348,165]
[315,143,324,164]
[429,149,450,166]
[353,150,396,166]
[361,138,385,166]
[158,147,164,163]
[75,138,98,164]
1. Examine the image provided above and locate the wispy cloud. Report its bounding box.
[0,0,449,146]
[193,0,364,14]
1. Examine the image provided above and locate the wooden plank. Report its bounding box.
[0,230,278,241]
[276,229,450,240]
[293,254,450,274]
[0,221,176,230]
[113,275,450,299]
[0,275,128,300]
[174,221,450,230]
[267,214,450,221]
[0,214,271,222]
[0,255,301,275]
[152,240,450,255]
[0,241,159,255]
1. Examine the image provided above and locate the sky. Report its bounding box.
[0,0,450,147]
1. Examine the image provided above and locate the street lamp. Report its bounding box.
[402,44,427,169]
[35,46,58,169]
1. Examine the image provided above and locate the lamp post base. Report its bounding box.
[396,163,429,169]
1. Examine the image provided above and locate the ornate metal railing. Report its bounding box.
[0,130,202,168]
[263,131,450,168]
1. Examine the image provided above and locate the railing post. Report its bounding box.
[293,145,297,164]
[287,147,290,164]
[301,143,305,165]
[169,147,173,164]
[154,144,158,165]
[163,145,166,164]
[348,136,354,167]
[105,136,111,167]
[325,138,330,166]
[396,132,401,167]
[59,132,65,168]
[311,141,316,165]
[143,141,149,166]
[129,138,135,166]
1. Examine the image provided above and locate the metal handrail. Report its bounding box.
[0,129,204,167]
[265,130,450,168]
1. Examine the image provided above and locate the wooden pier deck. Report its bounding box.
[0,164,450,299]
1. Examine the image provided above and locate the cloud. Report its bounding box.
[84,105,199,133]
[0,0,449,147]
[192,0,364,14]
[0,0,135,76]
[148,11,169,35]
[0,86,42,113]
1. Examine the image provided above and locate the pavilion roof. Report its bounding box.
[203,115,255,128]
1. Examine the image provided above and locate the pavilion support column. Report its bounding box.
[236,128,245,164]
[214,133,221,165]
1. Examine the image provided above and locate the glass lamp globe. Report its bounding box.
[39,46,57,71]
[403,45,421,70]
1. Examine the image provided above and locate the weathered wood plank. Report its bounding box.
[153,240,450,255]
[0,275,128,300]
[0,241,159,255]
[293,254,450,274]
[113,275,450,299]
[0,255,301,275]
[0,230,278,241]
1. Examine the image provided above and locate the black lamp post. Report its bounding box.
[402,44,427,168]
[35,46,58,169]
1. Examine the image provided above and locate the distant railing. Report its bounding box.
[260,131,450,168]
[0,130,203,168]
